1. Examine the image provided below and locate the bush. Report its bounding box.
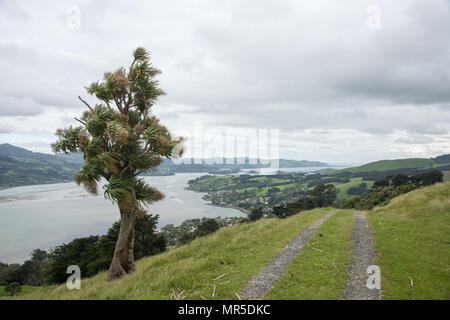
[248,207,263,221]
[371,170,443,192]
[410,170,443,186]
[194,219,220,237]
[272,184,337,218]
[5,282,21,296]
[176,218,221,246]
[341,170,443,210]
[46,213,166,284]
[340,185,417,210]
[307,184,337,207]
[177,232,196,246]
[347,183,367,196]
[0,264,23,285]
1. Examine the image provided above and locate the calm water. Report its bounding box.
[240,166,337,174]
[0,167,343,263]
[0,173,245,263]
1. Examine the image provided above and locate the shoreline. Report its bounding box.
[0,179,74,191]
[185,185,250,215]
[205,202,250,215]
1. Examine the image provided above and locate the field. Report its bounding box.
[443,171,450,182]
[265,209,355,299]
[333,158,436,173]
[0,286,40,297]
[334,177,374,200]
[12,209,330,300]
[368,182,450,299]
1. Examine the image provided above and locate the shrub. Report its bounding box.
[272,184,337,218]
[248,207,263,221]
[45,213,166,284]
[176,218,221,246]
[5,282,21,296]
[194,219,220,237]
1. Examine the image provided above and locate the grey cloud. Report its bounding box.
[0,96,43,116]
[0,123,11,133]
[0,0,449,161]
[395,136,435,144]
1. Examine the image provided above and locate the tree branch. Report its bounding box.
[113,97,123,113]
[74,117,86,126]
[78,96,94,112]
[126,59,139,113]
[134,170,144,177]
[120,164,130,177]
[129,58,138,76]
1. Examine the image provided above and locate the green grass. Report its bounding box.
[333,158,435,173]
[443,171,450,182]
[248,177,289,184]
[0,286,40,297]
[333,177,374,200]
[264,210,355,299]
[335,177,362,199]
[15,208,332,300]
[368,182,450,299]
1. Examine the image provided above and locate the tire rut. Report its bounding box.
[343,211,381,300]
[239,209,338,300]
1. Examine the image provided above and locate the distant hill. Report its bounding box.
[332,155,450,175]
[150,157,329,175]
[0,143,329,189]
[433,154,450,164]
[0,144,82,189]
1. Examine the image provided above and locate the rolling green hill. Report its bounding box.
[0,144,82,189]
[338,158,435,173]
[332,155,450,174]
[10,182,449,300]
[11,208,331,300]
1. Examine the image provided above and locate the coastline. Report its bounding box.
[0,179,74,191]
[205,202,250,215]
[185,184,249,216]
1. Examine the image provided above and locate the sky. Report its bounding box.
[0,0,449,164]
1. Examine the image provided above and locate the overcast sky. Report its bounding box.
[0,0,449,164]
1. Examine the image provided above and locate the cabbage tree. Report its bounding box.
[52,48,182,281]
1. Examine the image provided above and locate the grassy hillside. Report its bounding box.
[12,208,331,300]
[335,177,374,200]
[265,210,355,299]
[332,154,450,177]
[9,183,449,300]
[0,286,39,297]
[334,158,436,173]
[368,182,450,299]
[0,143,82,189]
[443,171,450,182]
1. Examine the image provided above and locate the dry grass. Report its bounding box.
[13,208,331,300]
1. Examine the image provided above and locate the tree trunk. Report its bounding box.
[107,191,137,281]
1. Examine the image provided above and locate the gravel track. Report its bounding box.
[239,209,338,300]
[343,211,381,300]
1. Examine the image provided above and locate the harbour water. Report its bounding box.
[0,173,244,263]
